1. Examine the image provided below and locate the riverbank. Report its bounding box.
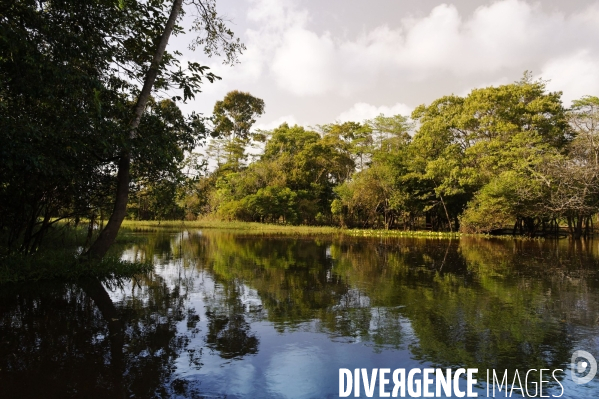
[121,219,464,238]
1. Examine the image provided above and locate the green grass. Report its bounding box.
[121,219,465,238]
[123,219,557,240]
[344,228,463,238]
[121,219,342,234]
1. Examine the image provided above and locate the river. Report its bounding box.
[1,230,598,398]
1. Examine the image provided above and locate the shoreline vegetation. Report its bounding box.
[121,81,599,242]
[122,219,567,239]
[123,219,464,238]
[0,225,151,284]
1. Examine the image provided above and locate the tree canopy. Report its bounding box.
[0,0,243,255]
[174,75,599,239]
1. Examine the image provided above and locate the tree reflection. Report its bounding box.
[0,274,192,398]
[204,281,259,359]
[185,232,598,375]
[0,281,117,398]
[2,231,598,397]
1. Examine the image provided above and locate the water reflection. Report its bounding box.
[0,274,194,397]
[1,231,598,398]
[204,281,259,359]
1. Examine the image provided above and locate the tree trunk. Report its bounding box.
[584,216,589,238]
[574,214,584,240]
[567,216,573,236]
[439,195,453,233]
[30,207,51,252]
[85,211,96,248]
[86,0,183,259]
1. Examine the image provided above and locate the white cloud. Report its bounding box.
[246,0,308,30]
[271,29,336,96]
[336,102,413,123]
[539,51,599,106]
[242,0,309,83]
[176,0,599,128]
[241,0,599,99]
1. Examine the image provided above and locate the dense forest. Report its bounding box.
[2,1,599,259]
[157,76,599,239]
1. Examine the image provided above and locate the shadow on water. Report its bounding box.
[1,231,599,398]
[0,274,248,398]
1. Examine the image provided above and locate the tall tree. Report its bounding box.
[87,0,185,258]
[212,90,266,139]
[211,90,265,170]
[1,0,138,252]
[545,96,599,238]
[87,1,244,258]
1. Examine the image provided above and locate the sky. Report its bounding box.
[171,0,599,130]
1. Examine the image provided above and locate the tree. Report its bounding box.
[199,123,355,225]
[333,116,414,229]
[86,0,183,258]
[318,121,373,170]
[365,114,412,152]
[210,90,265,170]
[1,0,139,253]
[1,0,244,254]
[410,73,569,233]
[543,96,599,238]
[212,90,266,139]
[83,0,244,259]
[184,78,588,235]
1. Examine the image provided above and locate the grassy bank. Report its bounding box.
[121,219,464,238]
[0,224,151,284]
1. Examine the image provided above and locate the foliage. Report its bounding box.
[208,90,265,171]
[0,0,242,254]
[179,77,599,238]
[3,5,595,248]
[137,73,599,240]
[212,90,265,139]
[198,123,354,225]
[409,73,569,233]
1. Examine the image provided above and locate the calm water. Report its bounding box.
[1,230,599,398]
